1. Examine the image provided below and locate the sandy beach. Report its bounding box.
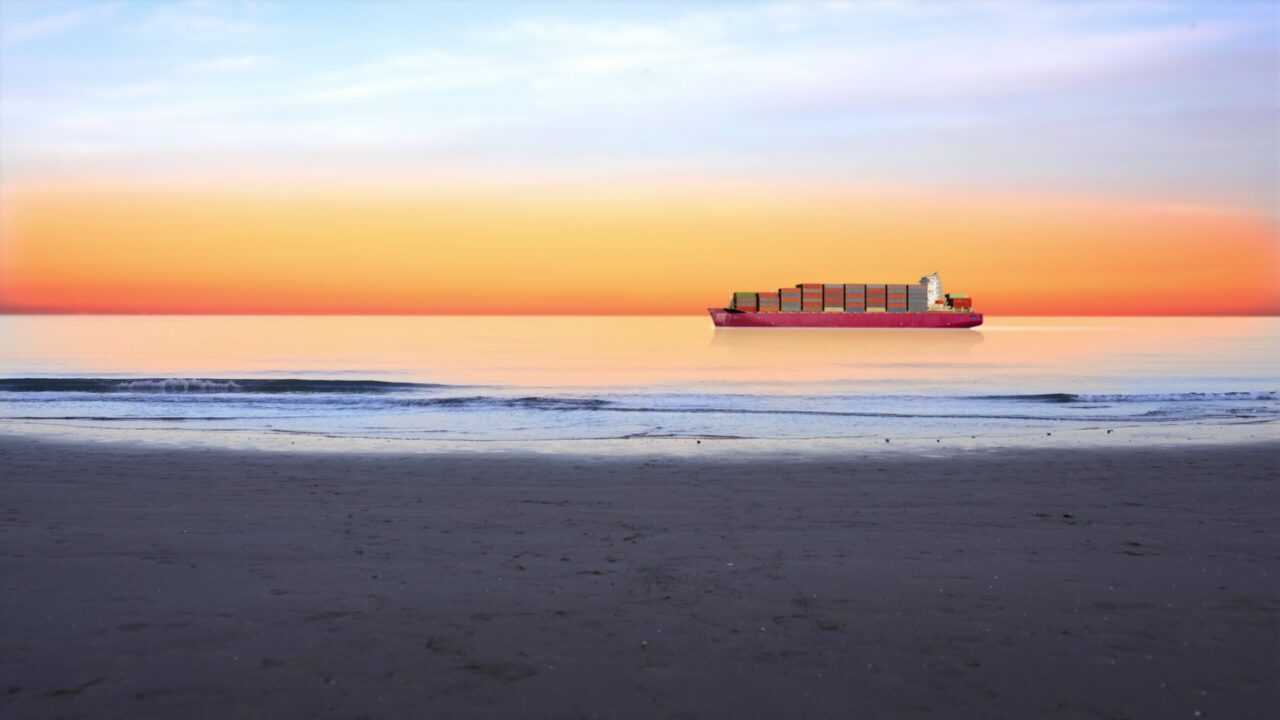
[0,435,1276,719]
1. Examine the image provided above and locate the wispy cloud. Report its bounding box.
[95,82,168,100]
[189,54,267,73]
[1,5,95,45]
[296,52,510,104]
[2,1,1274,216]
[137,0,271,40]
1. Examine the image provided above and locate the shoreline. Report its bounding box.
[1,415,1277,458]
[2,435,1277,718]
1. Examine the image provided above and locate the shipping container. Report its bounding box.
[732,292,758,311]
[824,284,844,311]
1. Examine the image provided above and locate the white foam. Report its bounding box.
[116,379,243,393]
[1074,391,1277,403]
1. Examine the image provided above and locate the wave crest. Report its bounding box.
[0,378,442,394]
[973,391,1276,403]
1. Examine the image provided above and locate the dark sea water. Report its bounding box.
[1,316,1276,445]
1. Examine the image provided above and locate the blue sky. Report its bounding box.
[1,0,1276,215]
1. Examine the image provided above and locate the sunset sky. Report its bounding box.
[1,0,1276,315]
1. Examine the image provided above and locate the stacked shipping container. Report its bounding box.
[907,284,927,312]
[886,284,908,312]
[823,284,844,312]
[728,280,971,313]
[779,287,802,312]
[800,284,823,312]
[865,284,887,312]
[844,284,866,312]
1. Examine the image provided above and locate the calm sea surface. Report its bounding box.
[0,316,1276,443]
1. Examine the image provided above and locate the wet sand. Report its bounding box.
[1,435,1277,719]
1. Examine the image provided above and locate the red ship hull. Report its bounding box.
[709,308,983,328]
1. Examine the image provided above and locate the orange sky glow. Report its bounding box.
[1,182,1276,316]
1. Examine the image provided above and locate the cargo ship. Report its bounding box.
[709,273,982,328]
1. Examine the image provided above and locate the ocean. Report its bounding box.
[1,316,1276,447]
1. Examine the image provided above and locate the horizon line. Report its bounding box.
[2,312,1278,319]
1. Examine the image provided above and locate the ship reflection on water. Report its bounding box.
[710,327,985,353]
[707,327,986,389]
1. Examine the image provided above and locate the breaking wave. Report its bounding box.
[0,378,445,394]
[400,396,614,410]
[3,377,1276,441]
[970,391,1277,403]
